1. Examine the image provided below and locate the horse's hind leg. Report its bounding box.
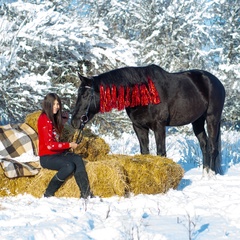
[206,115,223,174]
[132,124,150,154]
[192,116,210,171]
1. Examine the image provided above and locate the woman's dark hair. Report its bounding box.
[42,93,63,135]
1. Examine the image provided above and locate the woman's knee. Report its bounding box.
[66,153,84,164]
[72,156,86,172]
[57,161,76,180]
[65,162,76,174]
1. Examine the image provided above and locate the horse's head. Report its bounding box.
[71,73,99,129]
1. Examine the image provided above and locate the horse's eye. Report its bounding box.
[78,86,90,99]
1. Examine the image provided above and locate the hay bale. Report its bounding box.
[0,159,127,198]
[86,160,127,197]
[23,169,80,198]
[117,154,184,195]
[25,110,42,133]
[51,159,127,198]
[0,155,184,198]
[72,129,110,161]
[0,162,46,198]
[151,157,185,190]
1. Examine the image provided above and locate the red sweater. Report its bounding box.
[37,113,70,156]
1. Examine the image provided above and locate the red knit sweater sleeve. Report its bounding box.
[37,113,70,156]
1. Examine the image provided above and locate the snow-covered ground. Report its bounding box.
[0,1,239,239]
[0,130,240,240]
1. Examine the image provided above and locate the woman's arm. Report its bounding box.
[38,114,70,151]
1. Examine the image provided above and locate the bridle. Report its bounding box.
[75,79,95,144]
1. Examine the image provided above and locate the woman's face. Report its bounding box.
[53,99,60,114]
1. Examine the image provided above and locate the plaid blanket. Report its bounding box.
[0,123,41,178]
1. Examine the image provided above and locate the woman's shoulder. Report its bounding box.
[38,113,51,123]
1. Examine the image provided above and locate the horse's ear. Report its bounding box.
[78,72,85,81]
[77,72,91,84]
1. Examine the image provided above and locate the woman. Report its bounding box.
[38,93,92,199]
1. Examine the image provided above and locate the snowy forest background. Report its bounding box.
[0,0,239,135]
[1,2,240,239]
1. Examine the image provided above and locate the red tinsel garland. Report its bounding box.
[140,84,151,106]
[148,77,160,104]
[111,85,117,109]
[124,86,131,108]
[105,86,112,112]
[99,78,160,113]
[130,84,141,107]
[118,86,125,111]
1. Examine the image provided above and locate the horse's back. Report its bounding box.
[95,64,166,86]
[136,65,225,126]
[151,66,225,105]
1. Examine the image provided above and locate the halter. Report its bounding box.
[75,79,95,144]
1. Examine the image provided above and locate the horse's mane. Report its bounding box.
[92,65,160,87]
[89,65,162,113]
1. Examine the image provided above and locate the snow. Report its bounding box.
[0,0,240,239]
[1,130,240,240]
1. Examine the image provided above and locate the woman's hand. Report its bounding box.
[70,142,78,149]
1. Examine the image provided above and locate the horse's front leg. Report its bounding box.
[153,124,166,156]
[132,124,150,154]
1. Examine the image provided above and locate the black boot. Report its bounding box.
[74,171,93,199]
[44,174,64,197]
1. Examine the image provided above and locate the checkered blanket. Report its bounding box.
[0,123,41,178]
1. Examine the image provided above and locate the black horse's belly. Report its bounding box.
[126,100,207,128]
[167,102,207,126]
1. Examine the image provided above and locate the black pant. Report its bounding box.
[40,152,86,181]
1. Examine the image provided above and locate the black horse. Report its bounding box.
[71,64,225,174]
